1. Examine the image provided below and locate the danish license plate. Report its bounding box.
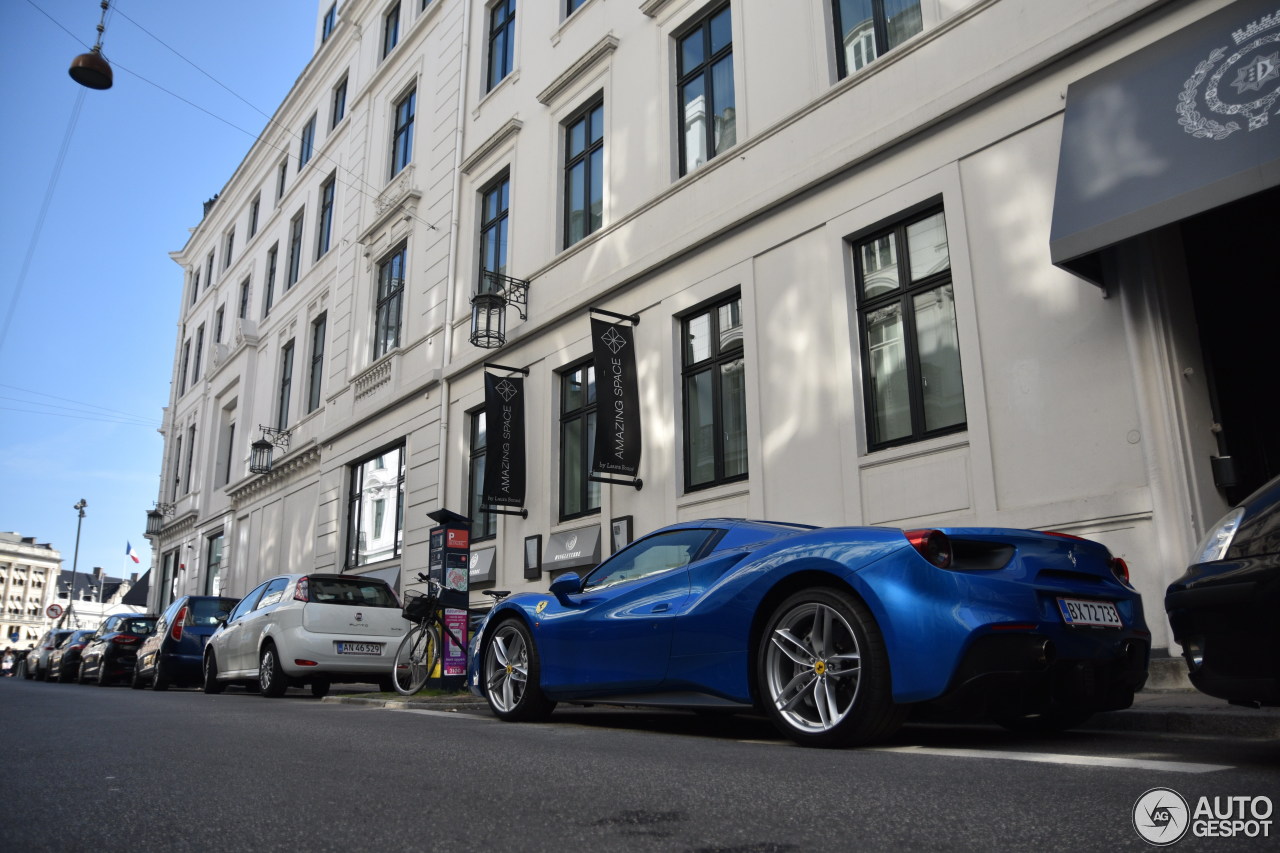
[1057,598,1122,628]
[336,641,383,655]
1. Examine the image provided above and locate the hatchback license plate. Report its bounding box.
[336,642,383,655]
[1057,598,1122,628]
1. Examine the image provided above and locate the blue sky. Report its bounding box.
[1,1,315,582]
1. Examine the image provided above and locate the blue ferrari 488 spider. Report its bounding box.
[467,519,1149,747]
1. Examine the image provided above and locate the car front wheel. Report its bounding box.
[481,619,556,722]
[757,587,904,748]
[259,644,287,697]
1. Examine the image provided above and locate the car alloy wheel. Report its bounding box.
[482,619,555,722]
[758,587,903,747]
[259,644,287,697]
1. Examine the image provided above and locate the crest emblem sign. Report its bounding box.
[1178,11,1280,139]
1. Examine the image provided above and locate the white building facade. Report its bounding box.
[148,0,1279,659]
[0,533,60,647]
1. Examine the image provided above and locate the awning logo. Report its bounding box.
[1178,12,1280,139]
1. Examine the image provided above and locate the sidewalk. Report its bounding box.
[324,658,1280,739]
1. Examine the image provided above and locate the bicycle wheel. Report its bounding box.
[392,624,436,695]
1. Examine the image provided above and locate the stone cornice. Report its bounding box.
[461,119,523,175]
[228,444,323,507]
[537,35,619,106]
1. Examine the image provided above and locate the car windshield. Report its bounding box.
[307,577,397,607]
[189,598,239,625]
[122,618,156,635]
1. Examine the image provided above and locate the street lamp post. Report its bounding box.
[59,500,87,629]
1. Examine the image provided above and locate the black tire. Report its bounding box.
[57,662,74,683]
[481,618,556,722]
[757,587,905,748]
[310,678,331,699]
[76,662,90,685]
[377,676,395,693]
[96,662,111,687]
[202,652,225,694]
[151,659,170,691]
[992,706,1093,734]
[259,643,288,697]
[130,666,146,690]
[391,625,436,696]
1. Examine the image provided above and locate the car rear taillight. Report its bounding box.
[905,529,953,569]
[294,577,310,602]
[295,659,318,667]
[171,606,188,642]
[1110,557,1130,585]
[70,644,86,652]
[112,635,139,645]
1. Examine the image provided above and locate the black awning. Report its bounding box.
[1050,0,1280,285]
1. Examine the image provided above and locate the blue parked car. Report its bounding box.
[468,519,1150,747]
[133,595,240,690]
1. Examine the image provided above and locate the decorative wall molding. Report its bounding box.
[228,445,322,508]
[354,354,394,401]
[537,35,619,106]
[461,119,523,175]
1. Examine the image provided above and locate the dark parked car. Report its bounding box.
[133,595,239,690]
[1166,472,1280,706]
[25,628,76,680]
[78,614,158,686]
[47,630,95,683]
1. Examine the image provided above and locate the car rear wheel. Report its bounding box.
[758,587,904,747]
[203,652,225,694]
[151,659,170,691]
[259,644,287,697]
[57,663,74,683]
[481,619,556,722]
[130,666,145,689]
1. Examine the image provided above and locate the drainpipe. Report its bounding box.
[436,0,474,515]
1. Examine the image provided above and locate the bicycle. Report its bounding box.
[390,572,508,695]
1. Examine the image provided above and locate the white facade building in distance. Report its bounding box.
[147,0,1278,662]
[0,532,60,647]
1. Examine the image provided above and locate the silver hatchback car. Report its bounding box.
[203,573,406,697]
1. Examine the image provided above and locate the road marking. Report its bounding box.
[394,708,496,720]
[872,745,1230,774]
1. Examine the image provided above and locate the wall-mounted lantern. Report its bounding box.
[468,269,530,349]
[145,502,176,537]
[250,426,292,475]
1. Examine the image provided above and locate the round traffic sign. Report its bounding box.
[46,603,63,619]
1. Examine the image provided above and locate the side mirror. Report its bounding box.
[213,611,229,627]
[549,572,583,600]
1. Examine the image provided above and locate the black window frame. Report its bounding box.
[681,291,748,491]
[563,98,605,249]
[331,75,348,129]
[214,305,225,343]
[374,243,406,359]
[676,2,736,177]
[479,171,510,287]
[322,2,338,42]
[853,205,966,451]
[346,442,406,568]
[192,324,205,385]
[249,194,260,237]
[276,159,288,202]
[558,359,600,521]
[390,87,416,178]
[205,250,216,290]
[286,209,305,288]
[264,243,279,316]
[238,277,251,320]
[317,174,336,259]
[179,339,191,395]
[382,2,401,59]
[467,408,497,541]
[277,339,295,431]
[486,0,517,93]
[223,228,235,270]
[190,269,199,305]
[204,533,224,596]
[831,0,924,80]
[183,424,196,496]
[299,114,317,170]
[308,313,327,414]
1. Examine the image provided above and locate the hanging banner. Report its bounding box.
[482,373,526,508]
[591,317,642,479]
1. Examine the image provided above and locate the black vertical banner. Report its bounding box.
[591,317,642,478]
[482,373,526,508]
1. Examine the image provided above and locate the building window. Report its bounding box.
[831,0,923,79]
[479,171,510,287]
[317,175,335,259]
[214,306,225,344]
[204,533,224,596]
[223,229,235,270]
[564,99,604,249]
[308,313,327,413]
[191,269,199,305]
[276,159,288,202]
[567,0,588,16]
[559,361,599,520]
[238,277,250,320]
[854,207,965,449]
[682,293,747,490]
[468,410,497,541]
[205,250,216,289]
[382,2,401,59]
[287,210,305,288]
[486,0,516,93]
[390,88,415,178]
[264,243,279,315]
[677,3,735,176]
[183,424,196,496]
[171,435,182,501]
[249,194,260,238]
[299,115,317,170]
[347,444,405,567]
[331,75,348,129]
[179,339,191,395]
[322,2,338,42]
[192,324,205,384]
[217,406,236,488]
[374,245,406,359]
[277,339,295,431]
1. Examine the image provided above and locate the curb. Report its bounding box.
[322,693,485,711]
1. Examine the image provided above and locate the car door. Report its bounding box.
[536,527,719,693]
[234,576,291,670]
[218,583,269,673]
[83,619,112,675]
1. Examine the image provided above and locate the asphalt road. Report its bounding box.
[1,677,1277,853]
